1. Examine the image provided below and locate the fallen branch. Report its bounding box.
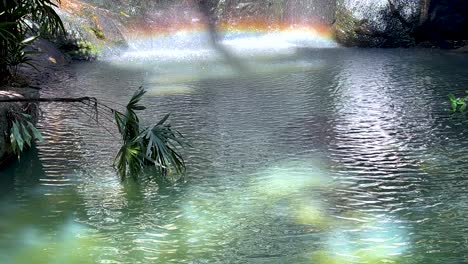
[0,96,115,130]
[0,97,96,103]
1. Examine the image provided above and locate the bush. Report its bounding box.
[58,35,99,61]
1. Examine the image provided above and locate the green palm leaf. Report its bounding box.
[114,87,187,180]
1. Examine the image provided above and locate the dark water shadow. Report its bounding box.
[0,146,44,199]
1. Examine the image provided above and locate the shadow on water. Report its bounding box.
[0,148,104,263]
[0,146,45,198]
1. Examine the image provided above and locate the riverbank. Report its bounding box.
[0,39,72,166]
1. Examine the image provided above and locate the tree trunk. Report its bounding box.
[0,39,9,83]
[0,65,9,84]
[419,0,431,26]
[0,1,13,83]
[0,10,8,83]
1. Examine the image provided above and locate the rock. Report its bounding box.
[455,45,468,53]
[334,0,468,48]
[216,0,336,27]
[420,0,468,41]
[55,0,128,60]
[332,8,379,47]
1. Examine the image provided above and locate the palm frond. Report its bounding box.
[113,87,187,181]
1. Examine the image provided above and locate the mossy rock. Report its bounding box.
[332,8,374,47]
[54,4,128,60]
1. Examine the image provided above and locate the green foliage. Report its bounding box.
[113,87,186,180]
[448,91,468,113]
[63,40,99,61]
[0,0,64,79]
[8,113,43,158]
[56,25,100,61]
[90,27,105,40]
[1,36,38,76]
[0,0,64,37]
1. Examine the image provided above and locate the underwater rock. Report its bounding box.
[250,160,333,199]
[310,217,407,264]
[294,201,333,229]
[11,221,100,264]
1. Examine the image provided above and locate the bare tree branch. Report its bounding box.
[0,97,96,103]
[419,0,431,25]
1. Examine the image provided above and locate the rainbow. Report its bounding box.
[125,17,334,42]
[119,2,335,44]
[60,0,335,45]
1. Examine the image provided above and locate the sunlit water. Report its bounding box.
[1,32,468,263]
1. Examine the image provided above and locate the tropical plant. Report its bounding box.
[113,87,186,180]
[1,36,38,76]
[0,87,187,181]
[448,91,468,113]
[8,112,43,158]
[0,0,64,81]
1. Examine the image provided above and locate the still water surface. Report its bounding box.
[1,43,468,263]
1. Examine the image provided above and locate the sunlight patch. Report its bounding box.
[146,85,194,95]
[251,160,333,198]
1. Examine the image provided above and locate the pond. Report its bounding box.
[1,33,468,263]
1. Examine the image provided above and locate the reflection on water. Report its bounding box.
[1,48,468,263]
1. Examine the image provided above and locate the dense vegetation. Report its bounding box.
[1,1,186,181]
[0,0,64,82]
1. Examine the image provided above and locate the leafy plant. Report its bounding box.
[0,0,64,80]
[448,91,468,113]
[8,113,43,158]
[0,0,64,37]
[113,87,186,180]
[63,40,99,61]
[1,36,38,76]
